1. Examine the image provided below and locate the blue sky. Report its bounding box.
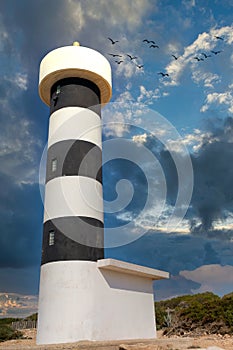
[0,0,233,317]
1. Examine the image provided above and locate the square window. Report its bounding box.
[51,158,57,172]
[49,230,55,246]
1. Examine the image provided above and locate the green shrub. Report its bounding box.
[155,291,233,334]
[25,313,37,322]
[0,324,23,342]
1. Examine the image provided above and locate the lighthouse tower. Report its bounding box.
[37,42,169,345]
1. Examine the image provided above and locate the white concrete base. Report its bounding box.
[36,259,169,345]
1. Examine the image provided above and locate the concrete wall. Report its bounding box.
[37,261,156,344]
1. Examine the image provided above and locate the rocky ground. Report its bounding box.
[0,329,232,350]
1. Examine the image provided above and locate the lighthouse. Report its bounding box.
[37,42,169,345]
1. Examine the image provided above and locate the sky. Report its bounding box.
[0,0,233,318]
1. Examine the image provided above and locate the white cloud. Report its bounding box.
[77,0,154,31]
[102,97,146,138]
[132,133,148,144]
[165,42,181,55]
[137,85,161,104]
[182,0,196,10]
[115,91,134,103]
[67,0,155,44]
[201,91,233,114]
[126,82,132,90]
[164,25,233,87]
[210,26,233,45]
[180,264,233,296]
[115,59,137,78]
[165,128,218,153]
[103,111,129,137]
[15,73,28,90]
[192,71,220,88]
[102,100,135,137]
[116,203,191,234]
[67,0,85,30]
[0,14,12,53]
[231,53,233,64]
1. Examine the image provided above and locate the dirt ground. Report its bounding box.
[0,329,232,350]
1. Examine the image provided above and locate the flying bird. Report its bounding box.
[171,54,179,60]
[201,52,211,58]
[194,56,204,61]
[211,50,222,55]
[136,64,144,69]
[158,72,169,77]
[214,35,224,41]
[143,39,155,44]
[150,44,159,48]
[108,37,119,44]
[126,54,138,60]
[108,53,122,57]
[115,60,123,64]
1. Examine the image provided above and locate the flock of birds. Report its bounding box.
[107,35,225,78]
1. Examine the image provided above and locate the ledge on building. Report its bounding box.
[97,258,169,280]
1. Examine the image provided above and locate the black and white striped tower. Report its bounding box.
[37,42,169,345]
[37,42,112,344]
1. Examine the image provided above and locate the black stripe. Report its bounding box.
[50,78,101,116]
[46,140,102,184]
[41,217,104,265]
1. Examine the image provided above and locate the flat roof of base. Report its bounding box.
[97,259,169,280]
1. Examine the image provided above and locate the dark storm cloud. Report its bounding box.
[0,267,40,294]
[153,117,233,237]
[103,158,148,226]
[0,76,42,184]
[106,231,215,275]
[146,117,233,235]
[190,117,233,232]
[0,173,43,269]
[142,133,179,206]
[107,117,233,235]
[0,0,74,67]
[128,117,233,235]
[102,131,180,229]
[203,242,220,264]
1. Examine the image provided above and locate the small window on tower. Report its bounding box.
[51,158,57,172]
[49,230,55,246]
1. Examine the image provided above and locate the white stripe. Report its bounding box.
[48,107,102,149]
[43,176,103,223]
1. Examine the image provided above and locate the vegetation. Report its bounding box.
[0,313,38,342]
[0,319,23,343]
[155,292,233,336]
[0,314,38,343]
[0,318,20,326]
[24,313,38,322]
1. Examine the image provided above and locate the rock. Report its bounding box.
[119,345,161,350]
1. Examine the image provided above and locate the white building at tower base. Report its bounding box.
[37,258,169,344]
